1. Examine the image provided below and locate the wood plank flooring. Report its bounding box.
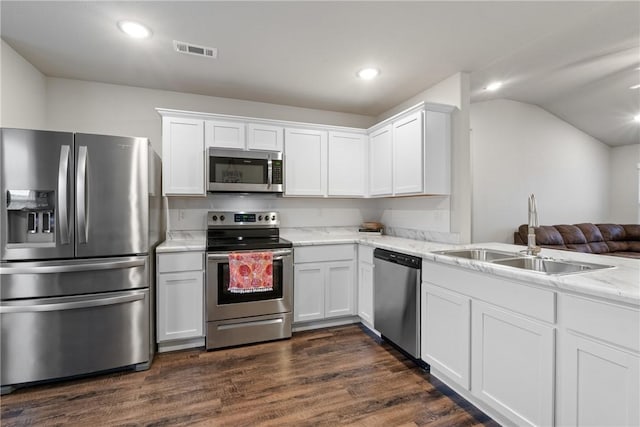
[1,325,498,426]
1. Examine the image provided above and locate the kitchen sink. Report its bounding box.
[492,257,614,275]
[433,248,519,262]
[432,248,614,275]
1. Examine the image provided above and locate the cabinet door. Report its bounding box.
[559,332,640,427]
[294,263,325,322]
[157,271,204,342]
[471,301,555,427]
[358,261,374,325]
[284,128,327,196]
[328,131,366,196]
[421,283,471,389]
[162,117,205,196]
[247,123,283,151]
[325,261,355,318]
[392,111,423,195]
[368,125,393,196]
[205,120,245,149]
[424,110,451,195]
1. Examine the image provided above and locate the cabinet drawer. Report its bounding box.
[295,245,355,263]
[561,294,639,352]
[158,252,203,273]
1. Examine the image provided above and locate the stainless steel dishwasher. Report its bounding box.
[373,248,421,359]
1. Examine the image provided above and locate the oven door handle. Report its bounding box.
[207,249,292,261]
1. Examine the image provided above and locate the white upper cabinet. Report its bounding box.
[368,125,393,196]
[247,123,284,151]
[424,110,451,195]
[161,116,205,196]
[284,128,327,196]
[205,120,245,150]
[392,111,424,195]
[328,131,367,197]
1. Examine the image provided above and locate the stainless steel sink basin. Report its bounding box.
[492,257,613,275]
[433,248,614,275]
[434,248,519,262]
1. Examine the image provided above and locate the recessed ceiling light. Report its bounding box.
[630,84,640,90]
[634,114,640,122]
[357,68,380,80]
[117,20,151,39]
[484,81,503,91]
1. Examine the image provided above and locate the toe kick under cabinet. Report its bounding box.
[156,251,205,352]
[421,260,640,427]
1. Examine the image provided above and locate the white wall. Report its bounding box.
[609,144,640,223]
[471,99,611,243]
[45,78,375,156]
[0,40,47,129]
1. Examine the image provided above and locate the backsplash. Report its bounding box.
[165,193,457,243]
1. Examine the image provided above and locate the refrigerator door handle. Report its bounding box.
[76,145,88,244]
[0,290,146,314]
[0,258,145,275]
[58,145,71,244]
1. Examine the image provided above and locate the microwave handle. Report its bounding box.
[267,158,273,189]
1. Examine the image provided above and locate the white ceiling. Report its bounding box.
[1,1,639,146]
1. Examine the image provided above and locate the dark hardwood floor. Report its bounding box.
[1,325,498,426]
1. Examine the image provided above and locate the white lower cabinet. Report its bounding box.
[560,332,639,427]
[558,294,640,427]
[293,245,356,323]
[357,245,374,326]
[421,283,470,389]
[422,259,639,427]
[156,251,205,350]
[471,300,555,427]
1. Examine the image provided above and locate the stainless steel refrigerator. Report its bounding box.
[0,128,162,394]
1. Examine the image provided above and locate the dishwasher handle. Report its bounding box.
[374,248,421,269]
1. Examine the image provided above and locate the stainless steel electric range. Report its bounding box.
[205,211,293,350]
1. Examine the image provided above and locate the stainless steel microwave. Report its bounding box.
[208,148,283,193]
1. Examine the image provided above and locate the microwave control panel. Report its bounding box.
[272,160,283,185]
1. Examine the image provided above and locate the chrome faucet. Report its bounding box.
[526,194,541,256]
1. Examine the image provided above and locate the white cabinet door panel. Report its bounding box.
[328,131,366,196]
[472,301,555,427]
[285,128,327,196]
[325,261,355,318]
[247,123,283,152]
[294,263,325,322]
[358,261,374,325]
[560,332,640,427]
[162,117,205,196]
[421,283,470,389]
[205,120,245,149]
[368,125,393,196]
[392,112,423,195]
[158,271,204,341]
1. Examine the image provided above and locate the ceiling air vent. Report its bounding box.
[173,40,218,59]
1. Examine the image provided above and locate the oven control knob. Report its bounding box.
[220,215,225,221]
[271,215,276,221]
[258,215,263,221]
[212,215,218,221]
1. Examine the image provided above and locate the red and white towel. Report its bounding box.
[228,252,274,293]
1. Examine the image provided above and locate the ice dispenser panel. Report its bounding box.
[6,190,55,245]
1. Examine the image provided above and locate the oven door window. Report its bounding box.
[218,259,283,304]
[210,156,268,184]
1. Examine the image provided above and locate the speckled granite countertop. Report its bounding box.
[158,228,639,306]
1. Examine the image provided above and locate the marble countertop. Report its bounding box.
[156,231,206,253]
[159,227,639,306]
